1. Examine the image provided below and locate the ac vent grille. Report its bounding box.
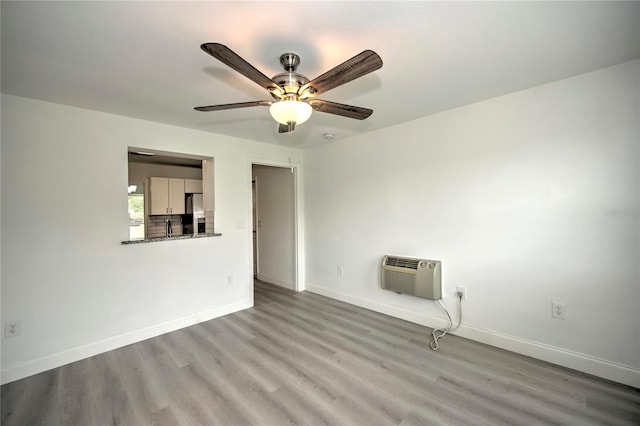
[381,255,442,300]
[384,256,420,270]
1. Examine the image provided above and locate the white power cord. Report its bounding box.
[429,292,463,351]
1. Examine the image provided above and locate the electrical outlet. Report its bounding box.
[456,286,468,300]
[552,302,566,319]
[4,320,21,338]
[337,266,344,276]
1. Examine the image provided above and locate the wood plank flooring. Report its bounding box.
[2,280,639,425]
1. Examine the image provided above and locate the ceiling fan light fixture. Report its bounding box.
[196,44,383,133]
[269,100,312,125]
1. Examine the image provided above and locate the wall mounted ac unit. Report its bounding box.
[381,255,442,300]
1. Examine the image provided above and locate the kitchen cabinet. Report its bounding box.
[184,179,203,194]
[150,177,185,215]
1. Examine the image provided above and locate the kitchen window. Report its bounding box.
[128,183,145,240]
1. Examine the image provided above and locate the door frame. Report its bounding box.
[248,158,304,295]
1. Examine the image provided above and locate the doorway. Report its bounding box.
[252,164,297,291]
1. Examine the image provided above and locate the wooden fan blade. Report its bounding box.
[201,43,283,97]
[278,122,295,133]
[300,50,382,97]
[194,101,271,112]
[309,99,373,120]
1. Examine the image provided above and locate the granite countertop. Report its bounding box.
[121,233,222,245]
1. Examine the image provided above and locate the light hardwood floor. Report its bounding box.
[2,280,639,425]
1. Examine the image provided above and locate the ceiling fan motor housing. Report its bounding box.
[271,72,310,99]
[270,53,312,100]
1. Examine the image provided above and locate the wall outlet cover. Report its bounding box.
[4,320,21,338]
[552,301,567,320]
[456,286,468,300]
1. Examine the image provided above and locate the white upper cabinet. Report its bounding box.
[150,177,185,215]
[168,179,186,214]
[184,179,203,194]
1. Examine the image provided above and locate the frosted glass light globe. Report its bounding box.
[269,101,312,125]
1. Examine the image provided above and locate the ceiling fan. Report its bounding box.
[194,43,383,133]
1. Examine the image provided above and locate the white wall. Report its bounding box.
[0,94,303,383]
[304,60,640,387]
[253,165,296,289]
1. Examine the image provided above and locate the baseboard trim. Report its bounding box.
[305,283,640,389]
[256,273,295,290]
[1,299,252,385]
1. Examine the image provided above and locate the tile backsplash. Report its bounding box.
[146,215,183,238]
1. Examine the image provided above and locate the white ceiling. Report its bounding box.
[2,1,638,148]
